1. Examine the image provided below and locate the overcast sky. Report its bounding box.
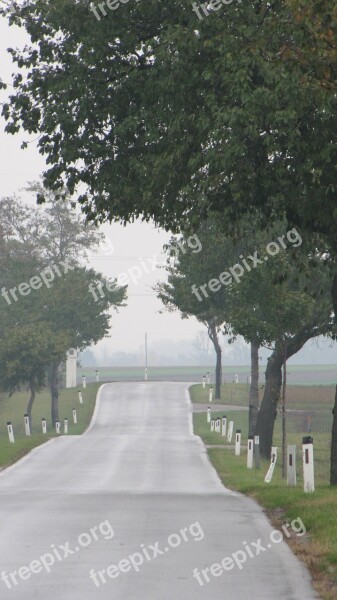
[0,17,202,358]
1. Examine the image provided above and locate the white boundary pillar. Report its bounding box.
[302,436,315,493]
[42,418,47,434]
[24,414,31,436]
[211,419,215,432]
[73,409,77,424]
[202,376,206,389]
[207,407,211,423]
[64,419,68,434]
[209,387,213,403]
[221,416,227,437]
[247,435,254,468]
[7,422,15,443]
[287,444,297,486]
[254,435,260,469]
[55,421,61,434]
[227,421,234,443]
[78,391,83,404]
[235,430,241,456]
[82,375,86,389]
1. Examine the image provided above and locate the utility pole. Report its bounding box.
[144,332,148,381]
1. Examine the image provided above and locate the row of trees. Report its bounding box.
[0,184,126,426]
[155,218,335,465]
[2,1,337,480]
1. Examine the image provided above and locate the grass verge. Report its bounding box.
[191,388,337,600]
[0,382,100,469]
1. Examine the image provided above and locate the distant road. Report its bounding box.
[79,365,337,385]
[0,382,317,599]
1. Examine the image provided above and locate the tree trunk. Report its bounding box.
[249,340,259,436]
[281,346,287,478]
[26,378,36,431]
[50,362,60,426]
[330,386,337,485]
[256,326,324,459]
[255,349,283,458]
[207,322,222,400]
[330,274,337,485]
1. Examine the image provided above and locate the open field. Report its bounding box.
[79,364,337,385]
[0,383,100,468]
[190,381,336,412]
[191,384,337,600]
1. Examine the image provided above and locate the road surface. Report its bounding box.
[0,382,318,599]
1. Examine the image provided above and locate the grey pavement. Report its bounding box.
[0,382,319,599]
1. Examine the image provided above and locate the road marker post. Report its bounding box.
[235,430,241,456]
[64,419,68,434]
[207,407,211,423]
[7,422,15,443]
[254,435,260,469]
[55,420,61,434]
[209,387,213,402]
[215,418,221,433]
[221,416,227,437]
[82,375,86,388]
[302,436,315,493]
[211,419,215,432]
[227,420,234,443]
[78,390,83,404]
[287,445,297,486]
[95,370,99,382]
[202,376,206,389]
[24,414,31,436]
[42,418,47,434]
[72,409,77,424]
[247,435,254,468]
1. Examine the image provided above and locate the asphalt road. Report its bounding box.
[0,382,318,599]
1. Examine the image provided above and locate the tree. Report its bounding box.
[0,197,127,425]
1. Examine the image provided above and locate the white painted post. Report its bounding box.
[211,419,215,432]
[235,430,241,456]
[202,376,206,389]
[82,375,86,389]
[221,416,227,437]
[64,419,68,434]
[302,436,315,493]
[264,447,278,483]
[144,368,148,381]
[227,421,234,443]
[7,422,15,443]
[95,370,99,382]
[66,348,78,388]
[209,387,213,403]
[247,435,254,468]
[78,390,83,404]
[254,435,260,469]
[42,418,47,434]
[72,409,77,424]
[55,420,61,434]
[215,418,221,433]
[235,373,239,384]
[207,407,211,423]
[287,444,297,486]
[24,414,31,436]
[206,372,210,384]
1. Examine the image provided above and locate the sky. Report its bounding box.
[0,16,202,359]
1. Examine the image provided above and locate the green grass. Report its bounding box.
[191,384,337,599]
[190,382,252,406]
[0,383,100,469]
